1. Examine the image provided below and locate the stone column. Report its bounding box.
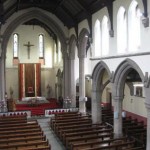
[145,103,150,150]
[63,55,69,99]
[0,57,7,112]
[69,58,76,107]
[79,57,86,113]
[92,89,102,123]
[113,96,123,138]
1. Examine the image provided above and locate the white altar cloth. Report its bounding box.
[22,97,46,101]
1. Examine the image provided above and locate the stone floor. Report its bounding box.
[36,117,66,150]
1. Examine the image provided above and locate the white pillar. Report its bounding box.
[0,57,7,112]
[113,96,123,138]
[145,103,150,150]
[79,57,86,113]
[92,89,102,123]
[63,55,69,99]
[69,58,76,107]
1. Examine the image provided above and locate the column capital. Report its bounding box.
[78,55,86,59]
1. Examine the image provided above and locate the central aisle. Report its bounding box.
[37,117,66,150]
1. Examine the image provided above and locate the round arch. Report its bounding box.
[113,58,145,98]
[2,8,67,57]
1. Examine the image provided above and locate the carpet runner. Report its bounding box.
[16,99,60,116]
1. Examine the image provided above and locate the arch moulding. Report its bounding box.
[2,8,67,57]
[112,58,146,98]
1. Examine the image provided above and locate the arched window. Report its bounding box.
[39,34,44,58]
[128,0,141,52]
[13,33,19,58]
[117,7,127,54]
[94,19,101,57]
[102,16,109,56]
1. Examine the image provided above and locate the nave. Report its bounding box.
[0,109,146,150]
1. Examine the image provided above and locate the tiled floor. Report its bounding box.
[37,117,66,150]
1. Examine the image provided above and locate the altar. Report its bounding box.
[22,97,46,102]
[21,97,47,106]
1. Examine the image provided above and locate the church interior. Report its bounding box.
[0,0,149,149]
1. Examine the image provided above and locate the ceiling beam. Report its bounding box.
[3,2,18,22]
[61,5,77,26]
[76,0,92,39]
[53,0,65,13]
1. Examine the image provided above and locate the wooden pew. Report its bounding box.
[63,128,112,144]
[0,114,27,123]
[51,115,90,129]
[0,131,44,140]
[65,133,113,148]
[71,137,128,150]
[0,140,49,150]
[21,145,51,150]
[59,125,107,139]
[0,119,27,125]
[54,120,92,134]
[0,120,37,128]
[78,140,135,150]
[0,135,46,144]
[0,123,40,131]
[0,115,51,150]
[0,127,42,135]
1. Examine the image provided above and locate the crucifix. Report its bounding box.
[24,41,34,59]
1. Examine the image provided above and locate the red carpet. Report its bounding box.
[16,99,60,116]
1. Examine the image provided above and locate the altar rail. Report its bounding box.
[45,108,79,117]
[0,111,31,118]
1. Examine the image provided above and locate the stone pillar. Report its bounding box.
[0,57,7,112]
[63,55,69,99]
[145,103,150,150]
[69,58,76,107]
[79,57,86,113]
[113,96,123,138]
[92,89,102,123]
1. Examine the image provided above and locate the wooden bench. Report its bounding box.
[0,115,51,150]
[55,123,94,135]
[51,115,90,129]
[0,114,27,123]
[63,128,113,146]
[0,120,37,128]
[78,140,135,150]
[71,137,128,150]
[0,127,42,135]
[0,140,49,150]
[0,131,44,140]
[54,120,92,134]
[0,135,46,144]
[65,133,113,148]
[21,145,51,150]
[59,125,107,139]
[0,123,39,131]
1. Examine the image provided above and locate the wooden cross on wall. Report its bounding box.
[24,41,34,59]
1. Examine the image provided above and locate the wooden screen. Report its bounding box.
[18,63,41,99]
